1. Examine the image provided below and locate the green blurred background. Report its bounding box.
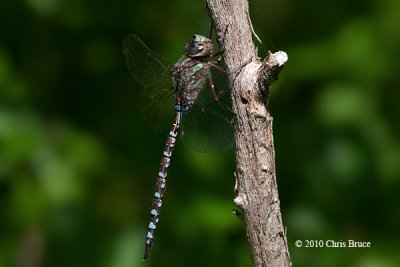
[1,0,399,266]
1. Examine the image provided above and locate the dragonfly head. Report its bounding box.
[185,34,213,58]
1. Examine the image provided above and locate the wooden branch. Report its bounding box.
[205,1,291,266]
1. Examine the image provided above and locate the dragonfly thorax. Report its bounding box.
[172,55,211,103]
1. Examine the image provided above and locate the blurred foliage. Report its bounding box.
[0,0,399,266]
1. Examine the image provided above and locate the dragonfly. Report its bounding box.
[123,33,233,260]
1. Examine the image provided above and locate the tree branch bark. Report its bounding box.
[205,1,291,266]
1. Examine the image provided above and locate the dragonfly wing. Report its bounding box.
[181,102,234,152]
[123,34,172,88]
[138,90,175,133]
[123,34,175,133]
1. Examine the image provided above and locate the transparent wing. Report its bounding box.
[123,34,175,132]
[181,98,234,153]
[138,90,175,133]
[123,34,172,88]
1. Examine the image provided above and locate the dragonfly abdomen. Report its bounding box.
[144,111,182,260]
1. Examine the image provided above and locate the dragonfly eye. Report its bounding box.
[184,34,213,57]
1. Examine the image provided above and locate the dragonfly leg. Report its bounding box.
[211,62,227,74]
[211,50,223,58]
[208,72,219,101]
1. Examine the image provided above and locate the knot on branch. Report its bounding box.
[258,51,288,88]
[234,193,248,209]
